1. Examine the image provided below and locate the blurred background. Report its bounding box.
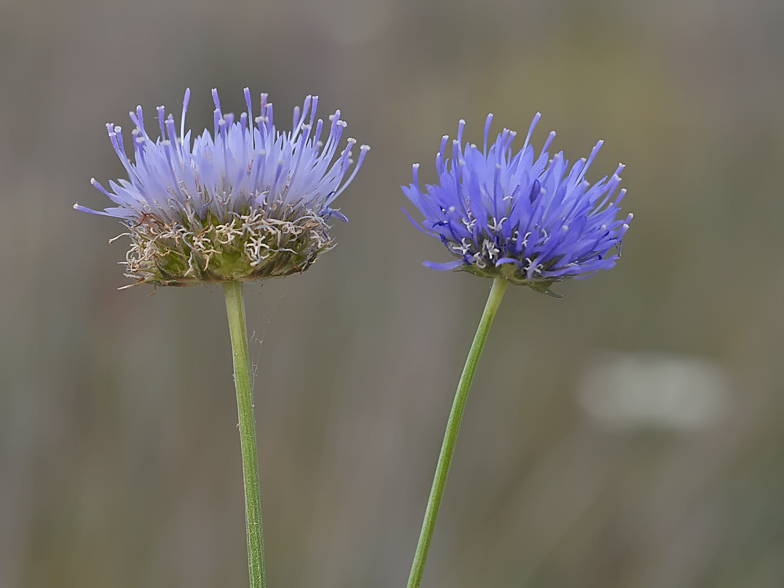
[1,0,784,586]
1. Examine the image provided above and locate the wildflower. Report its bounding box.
[403,116,633,588]
[402,113,631,296]
[76,88,369,286]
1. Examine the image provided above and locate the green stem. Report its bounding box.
[223,281,266,588]
[406,277,508,588]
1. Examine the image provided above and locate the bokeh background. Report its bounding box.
[2,0,784,586]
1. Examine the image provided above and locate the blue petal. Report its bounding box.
[423,259,465,270]
[495,257,521,268]
[402,207,437,236]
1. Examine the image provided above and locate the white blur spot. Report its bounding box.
[577,352,731,430]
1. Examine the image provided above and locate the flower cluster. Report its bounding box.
[76,89,369,286]
[402,114,631,296]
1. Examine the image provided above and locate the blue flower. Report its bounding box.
[402,113,631,296]
[76,88,369,286]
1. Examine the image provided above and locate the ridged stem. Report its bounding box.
[406,277,508,588]
[223,281,266,588]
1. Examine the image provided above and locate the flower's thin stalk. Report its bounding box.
[407,277,509,588]
[223,281,266,588]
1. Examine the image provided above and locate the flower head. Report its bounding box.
[76,88,369,286]
[402,114,631,297]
